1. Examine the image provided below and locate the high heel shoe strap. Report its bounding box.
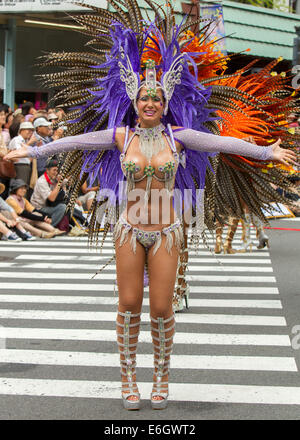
[151,315,175,396]
[117,311,141,396]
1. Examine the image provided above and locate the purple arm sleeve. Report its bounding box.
[27,128,116,158]
[174,129,274,161]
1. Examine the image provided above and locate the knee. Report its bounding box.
[118,292,142,314]
[150,299,172,319]
[55,203,66,215]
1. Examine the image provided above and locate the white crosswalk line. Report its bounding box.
[0,271,277,282]
[0,282,279,294]
[14,254,273,264]
[0,237,258,247]
[0,379,300,404]
[0,262,273,272]
[0,230,298,409]
[0,327,291,346]
[0,350,296,371]
[0,295,282,308]
[0,309,287,325]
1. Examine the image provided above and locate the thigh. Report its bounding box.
[1,210,13,221]
[40,206,55,218]
[148,235,179,317]
[115,233,146,313]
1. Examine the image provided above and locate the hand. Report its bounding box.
[6,219,16,228]
[52,128,64,140]
[33,211,43,219]
[271,139,299,167]
[44,216,52,224]
[3,144,29,161]
[28,133,38,145]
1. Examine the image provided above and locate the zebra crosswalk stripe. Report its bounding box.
[0,232,298,407]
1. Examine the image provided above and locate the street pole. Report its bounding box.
[3,18,16,109]
[293,25,300,67]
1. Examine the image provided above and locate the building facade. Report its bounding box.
[1,0,300,108]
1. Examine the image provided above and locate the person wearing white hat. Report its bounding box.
[48,113,58,122]
[8,121,34,186]
[31,117,53,177]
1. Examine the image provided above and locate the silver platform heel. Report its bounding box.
[252,215,269,249]
[150,314,175,410]
[116,310,141,410]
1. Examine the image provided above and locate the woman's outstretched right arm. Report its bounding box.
[4,128,118,161]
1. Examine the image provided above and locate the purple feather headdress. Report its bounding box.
[77,20,217,220]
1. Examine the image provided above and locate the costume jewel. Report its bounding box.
[37,1,300,253]
[161,55,185,115]
[135,123,166,162]
[135,123,166,205]
[144,165,155,176]
[145,59,158,98]
[119,48,140,114]
[122,161,141,193]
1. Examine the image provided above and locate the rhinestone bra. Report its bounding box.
[120,124,179,184]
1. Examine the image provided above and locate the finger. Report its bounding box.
[280,159,291,167]
[289,160,300,167]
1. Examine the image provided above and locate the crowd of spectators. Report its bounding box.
[1,100,298,243]
[0,102,97,241]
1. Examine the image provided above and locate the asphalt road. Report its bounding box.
[0,217,299,421]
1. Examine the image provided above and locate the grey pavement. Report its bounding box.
[0,218,299,420]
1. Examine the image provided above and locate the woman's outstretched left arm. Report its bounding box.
[174,128,298,166]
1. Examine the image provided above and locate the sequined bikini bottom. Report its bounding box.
[113,216,183,255]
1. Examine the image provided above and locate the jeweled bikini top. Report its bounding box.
[120,123,179,184]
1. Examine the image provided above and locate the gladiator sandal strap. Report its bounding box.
[150,314,175,399]
[174,246,189,301]
[116,310,141,398]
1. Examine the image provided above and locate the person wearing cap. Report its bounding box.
[8,121,34,186]
[30,117,54,177]
[30,158,67,229]
[48,113,58,122]
[6,179,62,238]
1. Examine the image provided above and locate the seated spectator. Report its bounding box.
[6,179,63,239]
[8,121,34,186]
[0,211,22,241]
[30,158,67,231]
[0,182,35,241]
[31,117,53,177]
[77,180,98,212]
